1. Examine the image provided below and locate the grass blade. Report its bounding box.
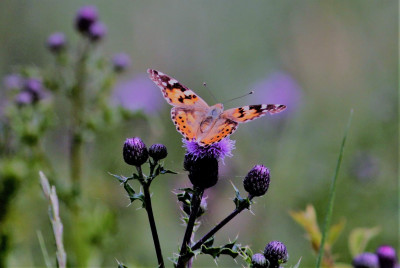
[316,110,353,268]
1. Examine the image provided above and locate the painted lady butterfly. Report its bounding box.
[148,69,286,146]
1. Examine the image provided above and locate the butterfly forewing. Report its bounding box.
[147,69,209,108]
[223,104,286,122]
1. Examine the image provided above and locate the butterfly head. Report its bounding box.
[209,103,224,119]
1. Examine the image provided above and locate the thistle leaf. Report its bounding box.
[348,227,381,257]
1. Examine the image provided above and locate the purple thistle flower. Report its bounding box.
[46,32,66,53]
[251,253,268,268]
[243,165,270,197]
[182,138,235,162]
[112,53,131,73]
[149,143,168,162]
[353,252,379,268]
[88,21,107,42]
[3,74,23,90]
[112,73,164,115]
[376,245,397,268]
[24,78,44,103]
[264,240,288,268]
[123,137,149,167]
[75,5,98,34]
[250,71,302,115]
[15,91,33,106]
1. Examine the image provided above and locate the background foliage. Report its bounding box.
[0,1,397,267]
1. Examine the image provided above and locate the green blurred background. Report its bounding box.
[0,1,397,267]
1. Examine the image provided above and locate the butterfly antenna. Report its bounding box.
[222,90,254,105]
[203,82,219,103]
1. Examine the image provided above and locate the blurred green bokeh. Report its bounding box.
[0,1,397,267]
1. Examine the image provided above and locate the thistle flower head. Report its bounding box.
[184,153,218,189]
[123,137,149,167]
[149,143,168,162]
[3,74,23,90]
[183,138,235,162]
[264,240,288,268]
[88,21,107,42]
[352,252,379,268]
[15,91,33,106]
[23,78,45,104]
[75,5,98,34]
[46,32,66,53]
[112,53,131,73]
[251,253,268,268]
[376,245,397,268]
[243,165,270,197]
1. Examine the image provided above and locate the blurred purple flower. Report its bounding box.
[15,91,33,106]
[46,32,66,53]
[183,138,235,162]
[112,53,131,72]
[112,73,164,115]
[75,5,98,34]
[376,245,397,268]
[24,78,45,103]
[250,71,302,114]
[3,74,23,90]
[88,21,107,42]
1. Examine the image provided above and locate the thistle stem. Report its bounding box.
[176,187,204,268]
[191,194,254,251]
[136,166,165,268]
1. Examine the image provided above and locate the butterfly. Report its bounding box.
[147,69,286,147]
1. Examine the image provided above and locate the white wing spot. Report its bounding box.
[169,79,178,84]
[162,82,167,86]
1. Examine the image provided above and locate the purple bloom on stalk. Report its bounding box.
[88,21,107,42]
[24,78,44,103]
[75,5,98,34]
[183,138,235,162]
[15,91,33,106]
[251,253,268,268]
[3,74,23,90]
[353,252,379,268]
[250,71,302,115]
[112,74,164,115]
[376,245,397,268]
[112,53,131,72]
[264,240,288,268]
[123,137,149,167]
[46,32,66,53]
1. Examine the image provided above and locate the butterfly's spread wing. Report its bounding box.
[171,107,206,141]
[223,104,286,122]
[147,69,209,108]
[197,104,286,146]
[197,118,239,146]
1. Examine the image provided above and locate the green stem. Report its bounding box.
[70,41,90,198]
[316,110,353,268]
[191,194,254,252]
[137,166,165,268]
[176,187,204,268]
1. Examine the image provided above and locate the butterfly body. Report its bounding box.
[148,69,286,147]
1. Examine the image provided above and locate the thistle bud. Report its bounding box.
[46,32,66,53]
[251,253,268,268]
[75,5,98,34]
[88,21,107,42]
[352,252,379,268]
[264,240,288,268]
[123,137,149,167]
[243,165,270,197]
[24,78,44,104]
[376,245,397,268]
[149,144,168,162]
[112,53,131,73]
[184,154,218,189]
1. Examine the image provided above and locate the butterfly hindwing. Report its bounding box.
[198,118,238,146]
[223,104,286,122]
[147,69,208,108]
